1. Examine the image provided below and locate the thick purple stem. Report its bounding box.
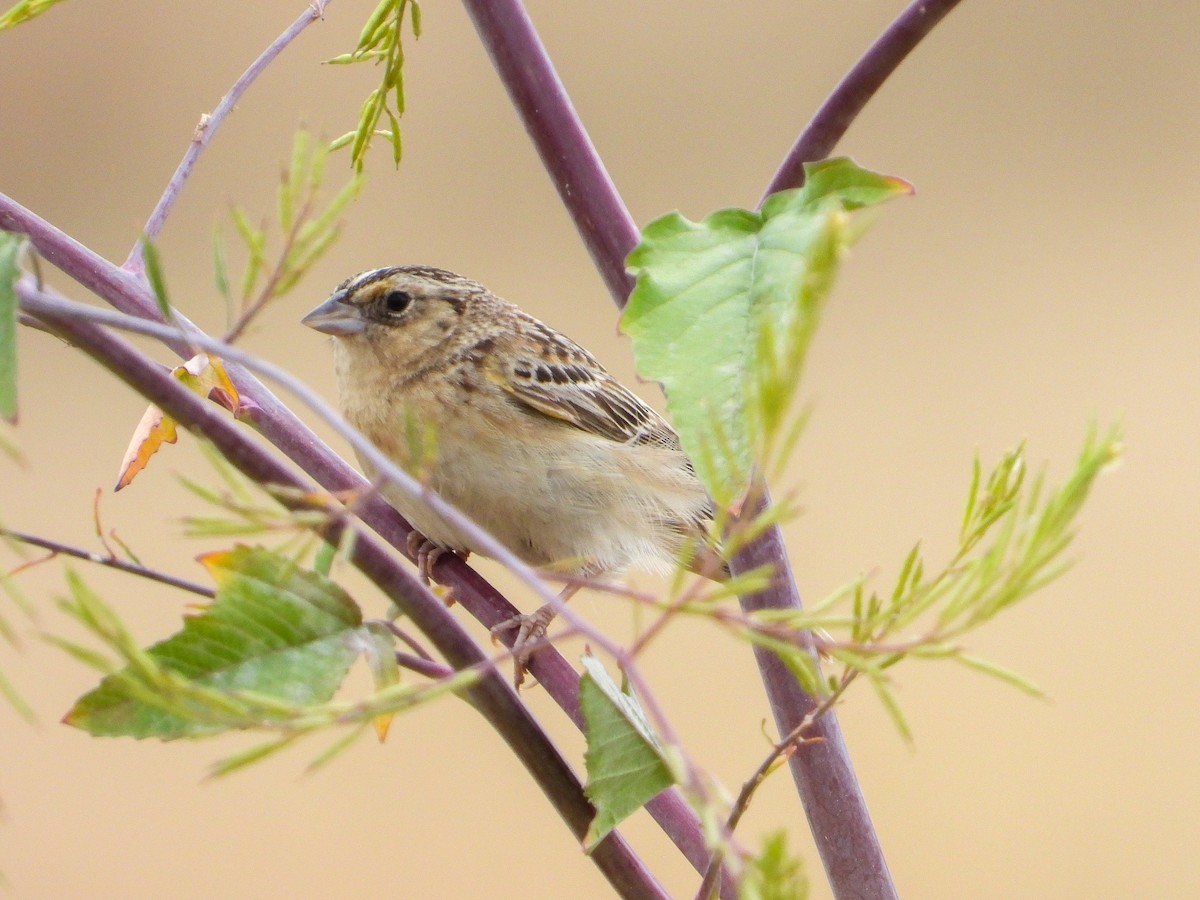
[460,0,639,304]
[761,0,964,200]
[730,495,895,898]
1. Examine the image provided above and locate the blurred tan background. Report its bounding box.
[1,1,1197,897]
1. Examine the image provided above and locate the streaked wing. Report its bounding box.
[486,334,679,449]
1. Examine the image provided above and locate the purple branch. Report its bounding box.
[18,289,669,900]
[394,652,454,680]
[729,494,895,897]
[123,0,334,273]
[0,190,722,891]
[761,0,964,199]
[1,528,215,597]
[460,0,639,305]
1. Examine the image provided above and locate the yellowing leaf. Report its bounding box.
[114,404,179,491]
[114,354,243,490]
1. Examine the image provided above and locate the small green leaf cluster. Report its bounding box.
[217,128,363,341]
[178,470,330,542]
[328,0,422,171]
[748,427,1122,739]
[741,831,809,900]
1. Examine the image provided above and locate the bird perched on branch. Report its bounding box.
[303,265,725,684]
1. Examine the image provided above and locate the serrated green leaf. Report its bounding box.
[65,546,364,739]
[579,655,677,849]
[0,233,23,422]
[623,158,911,505]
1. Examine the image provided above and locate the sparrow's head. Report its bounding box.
[302,266,488,348]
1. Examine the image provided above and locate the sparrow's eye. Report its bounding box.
[383,289,413,314]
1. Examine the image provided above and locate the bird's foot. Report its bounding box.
[490,603,558,689]
[406,532,467,598]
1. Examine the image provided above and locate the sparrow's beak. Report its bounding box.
[301,292,368,336]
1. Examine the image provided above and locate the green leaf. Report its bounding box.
[866,672,912,743]
[0,662,35,724]
[65,546,364,739]
[955,653,1046,698]
[0,0,69,30]
[0,233,21,422]
[313,540,336,576]
[208,732,303,778]
[212,222,231,309]
[138,235,173,321]
[579,655,677,849]
[623,158,910,505]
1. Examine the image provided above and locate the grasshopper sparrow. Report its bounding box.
[303,266,725,682]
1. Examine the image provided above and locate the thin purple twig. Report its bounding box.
[1,528,215,598]
[460,0,639,305]
[394,652,454,680]
[123,0,334,273]
[761,0,964,200]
